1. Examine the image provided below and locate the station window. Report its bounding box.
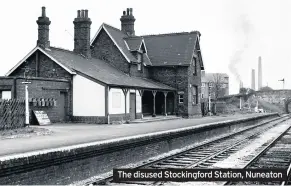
[1,90,11,100]
[193,58,197,76]
[137,53,142,71]
[179,94,184,104]
[137,63,142,71]
[192,86,198,104]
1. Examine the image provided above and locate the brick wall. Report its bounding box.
[0,77,71,123]
[10,51,72,80]
[91,29,130,74]
[0,78,14,98]
[149,66,189,116]
[188,56,202,117]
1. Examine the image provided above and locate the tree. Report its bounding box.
[209,73,227,99]
[259,86,273,91]
[239,87,247,94]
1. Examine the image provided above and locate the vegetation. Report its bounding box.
[259,86,273,91]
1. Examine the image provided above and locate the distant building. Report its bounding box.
[201,71,229,99]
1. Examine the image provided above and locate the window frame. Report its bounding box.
[193,57,197,76]
[192,85,198,104]
[137,63,142,71]
[178,94,184,104]
[1,90,12,100]
[137,53,143,71]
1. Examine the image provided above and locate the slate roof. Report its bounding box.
[102,24,138,63]
[92,23,204,68]
[142,32,200,67]
[202,73,229,83]
[45,47,175,90]
[124,37,143,51]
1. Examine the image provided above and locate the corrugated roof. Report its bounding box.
[142,32,199,66]
[45,47,175,90]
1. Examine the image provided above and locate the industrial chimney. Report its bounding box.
[258,56,262,90]
[251,69,256,90]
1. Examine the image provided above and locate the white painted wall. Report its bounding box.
[73,75,105,116]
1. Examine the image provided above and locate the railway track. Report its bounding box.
[225,118,291,185]
[85,115,290,186]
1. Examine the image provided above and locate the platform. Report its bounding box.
[0,113,269,157]
[129,115,181,124]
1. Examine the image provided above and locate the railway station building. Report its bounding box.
[1,7,205,124]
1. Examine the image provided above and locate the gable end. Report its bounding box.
[6,47,75,77]
[91,24,130,63]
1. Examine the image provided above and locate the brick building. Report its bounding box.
[201,72,229,100]
[2,7,205,123]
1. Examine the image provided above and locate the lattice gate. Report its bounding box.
[0,99,25,130]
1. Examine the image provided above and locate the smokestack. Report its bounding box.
[251,69,256,90]
[258,56,262,90]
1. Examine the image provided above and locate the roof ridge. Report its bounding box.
[141,31,199,37]
[124,36,143,40]
[50,46,73,53]
[103,23,123,33]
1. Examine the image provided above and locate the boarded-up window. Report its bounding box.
[1,91,11,100]
[112,92,121,108]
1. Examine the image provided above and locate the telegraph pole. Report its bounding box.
[208,83,212,116]
[22,63,31,126]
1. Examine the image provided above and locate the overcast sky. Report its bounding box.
[0,0,290,94]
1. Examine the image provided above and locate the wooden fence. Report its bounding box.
[0,99,25,130]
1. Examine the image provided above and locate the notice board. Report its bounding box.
[33,110,51,125]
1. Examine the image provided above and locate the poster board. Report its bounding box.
[33,110,51,125]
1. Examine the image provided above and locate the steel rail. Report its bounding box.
[87,116,289,185]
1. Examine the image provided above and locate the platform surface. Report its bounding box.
[0,113,269,157]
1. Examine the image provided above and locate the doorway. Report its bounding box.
[59,92,67,122]
[130,93,136,120]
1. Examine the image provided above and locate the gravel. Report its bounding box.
[0,126,53,140]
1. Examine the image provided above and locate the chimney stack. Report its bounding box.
[258,56,262,90]
[240,81,243,88]
[120,8,136,36]
[73,9,92,58]
[251,69,256,90]
[36,7,51,49]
